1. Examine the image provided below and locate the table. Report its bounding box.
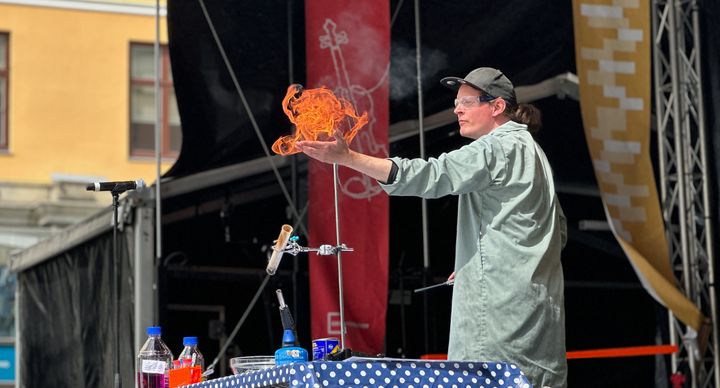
[183,358,531,388]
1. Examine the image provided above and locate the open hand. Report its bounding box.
[296,130,351,165]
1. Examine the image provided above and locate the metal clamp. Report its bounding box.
[279,236,354,256]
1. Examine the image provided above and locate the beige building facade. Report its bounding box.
[0,0,177,268]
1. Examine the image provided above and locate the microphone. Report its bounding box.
[86,179,145,192]
[267,224,293,275]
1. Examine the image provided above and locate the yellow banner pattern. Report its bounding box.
[572,0,704,330]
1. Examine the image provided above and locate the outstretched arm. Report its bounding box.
[297,130,394,183]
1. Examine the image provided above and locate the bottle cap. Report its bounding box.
[183,336,198,346]
[147,326,161,336]
[282,329,295,345]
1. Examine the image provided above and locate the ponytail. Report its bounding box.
[504,103,542,134]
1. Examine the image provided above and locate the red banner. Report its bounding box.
[306,0,390,353]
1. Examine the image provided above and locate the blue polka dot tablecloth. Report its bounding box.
[182,358,532,388]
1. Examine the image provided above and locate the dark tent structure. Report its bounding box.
[10,1,720,387]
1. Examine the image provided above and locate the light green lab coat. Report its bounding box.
[380,120,567,387]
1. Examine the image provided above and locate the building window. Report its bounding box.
[130,43,181,158]
[1,33,8,150]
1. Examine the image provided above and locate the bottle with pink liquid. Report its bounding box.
[136,326,174,388]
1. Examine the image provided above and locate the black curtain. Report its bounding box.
[17,231,134,387]
[165,0,303,178]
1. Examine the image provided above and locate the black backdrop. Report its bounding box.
[18,232,135,387]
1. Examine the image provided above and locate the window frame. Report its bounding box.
[0,32,9,151]
[128,42,180,159]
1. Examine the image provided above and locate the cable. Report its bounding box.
[197,0,308,237]
[203,274,271,377]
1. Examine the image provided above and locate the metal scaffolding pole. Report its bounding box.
[652,0,719,387]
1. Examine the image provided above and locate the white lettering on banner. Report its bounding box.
[327,311,370,335]
[141,359,166,374]
[318,18,388,200]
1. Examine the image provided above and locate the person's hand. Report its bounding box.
[447,272,455,283]
[296,130,351,165]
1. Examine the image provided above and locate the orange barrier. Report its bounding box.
[420,345,678,361]
[420,354,448,360]
[566,345,678,360]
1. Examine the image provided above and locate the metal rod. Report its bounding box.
[332,163,347,349]
[413,280,453,293]
[287,0,295,85]
[667,0,692,317]
[665,3,696,385]
[286,0,301,333]
[112,194,121,388]
[414,0,430,356]
[652,0,681,375]
[390,0,405,27]
[413,0,429,270]
[13,281,21,387]
[399,273,406,357]
[154,0,162,265]
[690,1,720,385]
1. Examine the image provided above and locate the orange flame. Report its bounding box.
[272,85,369,155]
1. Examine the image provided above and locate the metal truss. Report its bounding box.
[652,0,719,387]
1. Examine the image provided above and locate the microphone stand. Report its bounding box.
[86,182,143,388]
[111,190,122,388]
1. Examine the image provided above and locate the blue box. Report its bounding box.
[0,342,14,382]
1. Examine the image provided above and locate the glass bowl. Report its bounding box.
[230,356,276,375]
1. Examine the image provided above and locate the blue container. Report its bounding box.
[275,330,308,366]
[0,342,15,382]
[312,338,339,360]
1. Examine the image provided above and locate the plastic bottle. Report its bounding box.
[136,326,174,388]
[274,329,308,366]
[178,336,205,372]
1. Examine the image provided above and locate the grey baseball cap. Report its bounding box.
[440,67,516,104]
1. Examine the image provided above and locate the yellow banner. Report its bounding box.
[572,0,704,330]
